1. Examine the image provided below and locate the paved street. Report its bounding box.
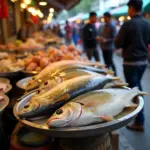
[114,55,150,150]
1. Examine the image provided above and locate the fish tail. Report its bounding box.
[132,87,148,96]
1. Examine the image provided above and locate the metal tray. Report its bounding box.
[0,93,9,114]
[0,68,24,78]
[0,78,12,94]
[14,90,144,138]
[21,70,37,77]
[16,77,32,91]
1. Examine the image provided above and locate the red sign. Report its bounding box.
[0,0,8,19]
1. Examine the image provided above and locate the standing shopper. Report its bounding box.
[17,19,34,42]
[64,21,72,45]
[115,0,150,131]
[98,12,117,75]
[83,12,100,61]
[72,22,79,45]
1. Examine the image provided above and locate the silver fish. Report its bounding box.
[26,61,107,91]
[48,88,146,127]
[17,75,119,118]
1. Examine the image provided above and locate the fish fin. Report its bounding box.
[55,94,70,103]
[84,102,96,108]
[97,115,114,122]
[132,87,148,96]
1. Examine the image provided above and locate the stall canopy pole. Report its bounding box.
[0,0,8,19]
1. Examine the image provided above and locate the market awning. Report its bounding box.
[39,0,81,17]
[81,8,111,20]
[144,3,150,12]
[47,0,81,11]
[110,0,150,17]
[110,5,128,17]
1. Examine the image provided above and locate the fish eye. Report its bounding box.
[56,109,63,115]
[24,104,30,109]
[44,81,48,85]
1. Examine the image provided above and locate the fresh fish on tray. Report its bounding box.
[17,75,119,119]
[26,61,109,91]
[48,88,147,127]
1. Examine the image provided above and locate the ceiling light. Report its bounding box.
[11,0,17,2]
[37,9,44,18]
[49,8,54,13]
[127,16,131,20]
[39,1,47,6]
[20,3,27,9]
[119,16,125,22]
[23,0,31,5]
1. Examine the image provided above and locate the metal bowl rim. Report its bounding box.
[13,89,144,133]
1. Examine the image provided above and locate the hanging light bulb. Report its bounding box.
[23,0,32,5]
[37,9,44,18]
[11,0,17,2]
[39,2,47,6]
[20,3,27,9]
[49,8,54,13]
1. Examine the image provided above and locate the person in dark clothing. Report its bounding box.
[115,0,150,131]
[83,12,100,61]
[98,12,117,75]
[65,21,72,45]
[17,19,34,42]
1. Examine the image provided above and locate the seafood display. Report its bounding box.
[0,78,12,93]
[48,88,146,127]
[23,45,86,72]
[17,75,119,118]
[0,59,24,73]
[0,93,9,112]
[25,60,105,91]
[0,39,44,52]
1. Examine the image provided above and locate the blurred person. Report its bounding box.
[115,0,150,131]
[64,20,72,45]
[72,22,79,45]
[17,19,34,42]
[83,12,100,61]
[56,24,63,38]
[98,12,117,75]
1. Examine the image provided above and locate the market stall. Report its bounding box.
[0,1,147,150]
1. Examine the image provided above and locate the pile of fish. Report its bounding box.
[16,60,146,128]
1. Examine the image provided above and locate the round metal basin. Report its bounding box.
[0,93,9,115]
[0,68,24,78]
[14,90,144,138]
[21,71,37,77]
[16,77,32,91]
[0,78,12,94]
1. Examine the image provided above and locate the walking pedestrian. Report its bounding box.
[64,21,72,45]
[98,12,117,75]
[83,12,100,61]
[72,22,79,45]
[115,0,150,131]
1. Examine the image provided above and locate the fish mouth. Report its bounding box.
[26,80,41,91]
[48,103,83,128]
